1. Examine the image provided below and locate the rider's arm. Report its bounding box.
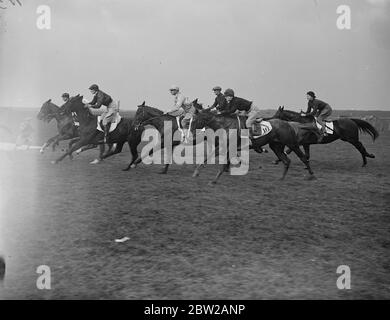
[88,92,104,109]
[167,94,186,113]
[222,101,237,115]
[305,101,315,116]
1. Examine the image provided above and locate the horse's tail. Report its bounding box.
[350,118,379,141]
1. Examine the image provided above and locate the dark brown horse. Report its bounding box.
[190,110,319,184]
[131,100,201,174]
[37,99,81,154]
[52,95,140,167]
[271,107,379,166]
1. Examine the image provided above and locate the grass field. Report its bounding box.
[0,108,389,299]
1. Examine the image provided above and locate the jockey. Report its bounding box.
[85,84,119,143]
[303,91,333,142]
[61,93,70,103]
[222,88,262,137]
[205,86,228,113]
[166,85,195,141]
[61,93,78,126]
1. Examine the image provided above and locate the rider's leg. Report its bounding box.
[246,104,262,136]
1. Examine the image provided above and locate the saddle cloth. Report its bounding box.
[97,114,122,133]
[252,119,272,138]
[315,120,334,134]
[237,116,272,138]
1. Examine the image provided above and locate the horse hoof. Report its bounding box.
[305,175,317,181]
[272,160,280,165]
[40,150,44,154]
[51,160,58,165]
[208,181,217,186]
[192,172,200,178]
[90,159,101,165]
[367,154,375,159]
[362,163,367,167]
[158,171,167,175]
[130,164,136,169]
[122,168,130,171]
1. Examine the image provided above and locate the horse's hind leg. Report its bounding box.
[291,146,316,180]
[123,137,140,171]
[303,144,311,160]
[269,142,290,180]
[101,142,124,160]
[345,139,375,167]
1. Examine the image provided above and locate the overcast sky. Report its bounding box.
[0,0,389,111]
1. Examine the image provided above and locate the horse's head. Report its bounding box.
[190,110,216,133]
[37,99,59,122]
[272,106,289,120]
[134,101,163,129]
[62,94,84,114]
[192,98,204,114]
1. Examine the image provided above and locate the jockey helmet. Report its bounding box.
[224,88,235,97]
[307,91,316,99]
[213,86,222,91]
[89,84,99,91]
[62,93,70,98]
[170,85,179,92]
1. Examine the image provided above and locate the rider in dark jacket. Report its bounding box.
[206,86,228,113]
[304,91,332,142]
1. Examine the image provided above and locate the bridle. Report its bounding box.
[134,106,166,130]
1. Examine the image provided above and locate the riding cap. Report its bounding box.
[170,85,179,91]
[212,86,222,91]
[89,84,99,91]
[224,88,235,97]
[62,93,70,98]
[307,91,316,99]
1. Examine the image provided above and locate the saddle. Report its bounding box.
[97,114,122,133]
[315,119,334,134]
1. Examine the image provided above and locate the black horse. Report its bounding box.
[37,99,81,154]
[271,107,379,167]
[131,100,204,174]
[190,110,319,184]
[52,95,140,167]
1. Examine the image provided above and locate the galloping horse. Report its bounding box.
[52,95,140,167]
[37,99,80,154]
[190,110,319,184]
[271,107,379,167]
[131,100,201,174]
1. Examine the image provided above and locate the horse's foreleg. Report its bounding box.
[291,146,316,180]
[52,139,89,164]
[270,142,290,180]
[68,137,80,150]
[101,142,124,160]
[40,134,59,153]
[193,140,217,177]
[209,149,228,185]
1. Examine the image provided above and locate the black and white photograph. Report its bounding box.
[0,0,389,304]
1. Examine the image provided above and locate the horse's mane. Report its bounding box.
[62,95,94,119]
[44,99,60,110]
[143,105,164,116]
[279,108,314,121]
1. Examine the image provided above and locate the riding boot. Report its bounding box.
[317,126,326,143]
[104,123,111,144]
